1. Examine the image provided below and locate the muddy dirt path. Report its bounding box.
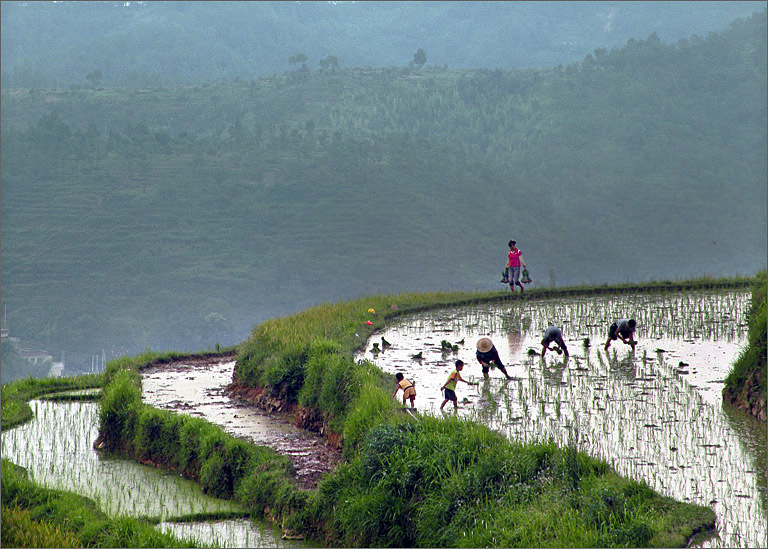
[141,358,342,490]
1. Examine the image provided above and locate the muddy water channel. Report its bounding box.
[0,399,299,548]
[357,289,766,548]
[141,360,341,489]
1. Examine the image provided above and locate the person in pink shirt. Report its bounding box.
[505,240,527,294]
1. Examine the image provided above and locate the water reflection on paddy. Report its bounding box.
[359,289,766,548]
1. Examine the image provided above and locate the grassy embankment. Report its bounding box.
[3,275,754,547]
[723,270,767,420]
[0,373,104,431]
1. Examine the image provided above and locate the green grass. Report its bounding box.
[236,275,755,431]
[230,278,743,546]
[96,364,297,501]
[303,415,714,547]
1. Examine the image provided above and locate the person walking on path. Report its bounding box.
[393,372,417,408]
[440,360,477,411]
[506,240,527,294]
[604,318,637,351]
[541,325,569,358]
[476,337,513,379]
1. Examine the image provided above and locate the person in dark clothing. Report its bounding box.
[476,337,513,379]
[604,319,637,351]
[541,325,569,358]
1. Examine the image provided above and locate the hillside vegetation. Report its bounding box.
[1,12,765,368]
[1,1,762,87]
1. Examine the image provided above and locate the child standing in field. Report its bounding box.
[440,360,477,411]
[393,372,417,408]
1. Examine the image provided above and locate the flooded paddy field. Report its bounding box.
[0,398,300,548]
[358,289,766,548]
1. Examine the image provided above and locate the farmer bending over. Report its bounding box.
[604,318,637,351]
[541,325,569,358]
[476,337,513,379]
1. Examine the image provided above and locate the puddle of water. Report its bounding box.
[0,399,293,548]
[157,518,303,548]
[358,289,766,549]
[43,388,102,398]
[141,360,340,488]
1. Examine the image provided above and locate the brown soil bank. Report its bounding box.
[224,380,343,487]
[723,368,766,421]
[139,356,343,490]
[226,381,334,437]
[722,271,767,421]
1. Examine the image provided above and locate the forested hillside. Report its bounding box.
[1,11,765,372]
[1,1,763,88]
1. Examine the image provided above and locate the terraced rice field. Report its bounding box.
[358,288,766,548]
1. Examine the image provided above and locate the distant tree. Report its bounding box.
[413,48,427,69]
[202,312,230,347]
[646,31,661,46]
[319,55,339,72]
[85,69,102,88]
[229,117,246,143]
[288,53,308,70]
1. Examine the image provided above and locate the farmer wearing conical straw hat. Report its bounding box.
[476,337,513,380]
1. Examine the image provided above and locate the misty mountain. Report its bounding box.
[0,8,765,375]
[0,1,764,88]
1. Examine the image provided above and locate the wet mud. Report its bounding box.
[141,359,341,490]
